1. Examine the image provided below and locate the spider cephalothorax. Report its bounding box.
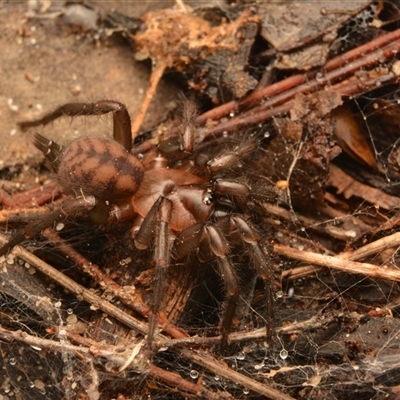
[1,100,274,349]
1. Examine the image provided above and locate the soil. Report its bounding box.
[0,1,179,178]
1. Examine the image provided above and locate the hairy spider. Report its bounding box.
[0,100,274,349]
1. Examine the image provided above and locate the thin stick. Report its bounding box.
[340,232,400,261]
[275,243,400,282]
[0,232,150,336]
[282,232,400,281]
[42,228,188,340]
[131,62,167,137]
[197,27,400,124]
[160,313,336,348]
[0,327,223,399]
[0,236,294,399]
[180,348,295,400]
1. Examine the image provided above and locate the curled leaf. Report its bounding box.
[331,104,377,170]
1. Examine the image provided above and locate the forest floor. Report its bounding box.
[1,1,400,400]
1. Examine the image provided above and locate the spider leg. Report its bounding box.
[179,98,197,153]
[134,196,163,250]
[133,196,173,347]
[172,222,204,260]
[205,225,239,350]
[33,132,64,172]
[231,215,275,341]
[19,100,132,151]
[0,196,96,256]
[148,197,173,347]
[157,98,198,161]
[206,141,257,174]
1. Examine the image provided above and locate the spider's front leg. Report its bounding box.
[205,224,240,350]
[131,195,173,347]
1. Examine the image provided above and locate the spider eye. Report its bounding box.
[203,189,213,205]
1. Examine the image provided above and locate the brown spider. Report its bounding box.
[0,100,274,349]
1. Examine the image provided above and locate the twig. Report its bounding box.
[0,232,150,336]
[282,232,400,281]
[148,364,233,400]
[275,243,400,282]
[131,62,167,137]
[0,234,294,400]
[180,348,295,400]
[0,326,226,399]
[199,68,400,138]
[159,313,336,348]
[42,228,188,340]
[197,27,400,124]
[340,232,400,261]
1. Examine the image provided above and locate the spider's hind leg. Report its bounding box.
[33,133,63,172]
[19,100,133,151]
[0,196,97,257]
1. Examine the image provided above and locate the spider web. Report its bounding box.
[2,1,400,400]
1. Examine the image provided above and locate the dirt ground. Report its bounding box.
[0,1,179,176]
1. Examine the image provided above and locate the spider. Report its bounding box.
[0,99,274,349]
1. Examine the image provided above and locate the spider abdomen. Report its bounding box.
[57,137,144,201]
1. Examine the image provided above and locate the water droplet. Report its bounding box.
[236,351,245,360]
[214,375,220,381]
[243,387,250,395]
[263,131,270,138]
[254,363,264,370]
[315,72,325,82]
[29,381,35,388]
[56,222,65,231]
[222,131,228,137]
[229,112,235,117]
[276,290,284,298]
[67,308,73,315]
[9,358,16,365]
[280,349,288,360]
[295,278,305,287]
[6,255,15,265]
[189,370,199,379]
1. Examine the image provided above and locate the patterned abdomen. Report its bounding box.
[58,137,144,201]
